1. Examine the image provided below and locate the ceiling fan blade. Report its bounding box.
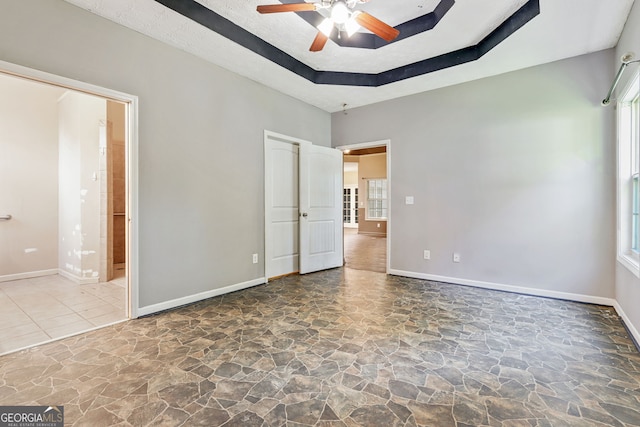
[354,11,399,42]
[257,3,317,13]
[309,31,329,52]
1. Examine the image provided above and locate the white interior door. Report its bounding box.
[265,132,343,278]
[299,143,343,274]
[265,138,300,279]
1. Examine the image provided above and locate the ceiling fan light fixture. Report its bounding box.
[256,0,399,52]
[330,1,350,24]
[345,15,360,37]
[318,18,334,37]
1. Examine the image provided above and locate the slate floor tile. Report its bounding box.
[0,268,639,426]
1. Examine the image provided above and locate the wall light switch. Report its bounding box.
[453,253,461,263]
[252,253,258,264]
[405,196,414,205]
[423,250,430,260]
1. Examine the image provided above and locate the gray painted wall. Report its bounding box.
[333,50,616,299]
[615,0,640,338]
[0,0,330,308]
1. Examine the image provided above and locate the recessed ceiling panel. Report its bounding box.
[61,0,636,112]
[157,0,539,85]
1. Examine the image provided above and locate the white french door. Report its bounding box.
[265,131,343,278]
[343,186,358,228]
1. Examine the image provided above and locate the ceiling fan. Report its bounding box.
[256,0,400,52]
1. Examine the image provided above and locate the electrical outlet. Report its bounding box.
[423,250,430,260]
[252,253,258,264]
[453,253,460,263]
[377,223,381,228]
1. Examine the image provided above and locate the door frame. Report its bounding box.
[0,59,139,319]
[264,130,343,278]
[264,130,308,280]
[336,139,391,273]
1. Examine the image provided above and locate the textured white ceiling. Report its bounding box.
[63,0,635,112]
[195,0,529,73]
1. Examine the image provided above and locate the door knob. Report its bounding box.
[0,214,11,221]
[300,212,308,217]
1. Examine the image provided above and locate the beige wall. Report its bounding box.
[58,91,105,282]
[344,155,359,186]
[358,153,387,236]
[0,75,63,278]
[344,170,358,187]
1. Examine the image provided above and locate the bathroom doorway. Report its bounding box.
[0,67,134,355]
[104,101,127,286]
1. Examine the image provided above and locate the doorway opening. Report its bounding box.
[338,141,390,273]
[0,62,137,355]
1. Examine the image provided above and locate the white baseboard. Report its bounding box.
[136,277,267,317]
[388,269,617,307]
[359,232,386,237]
[58,269,99,285]
[0,269,58,283]
[613,301,640,347]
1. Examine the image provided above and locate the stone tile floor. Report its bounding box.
[0,268,639,426]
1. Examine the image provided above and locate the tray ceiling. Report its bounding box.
[63,0,635,112]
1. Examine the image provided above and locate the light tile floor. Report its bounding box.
[0,271,126,355]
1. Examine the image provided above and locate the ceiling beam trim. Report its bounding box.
[153,0,540,87]
[279,0,456,50]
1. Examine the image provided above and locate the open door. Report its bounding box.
[265,132,343,278]
[299,143,343,274]
[265,138,300,279]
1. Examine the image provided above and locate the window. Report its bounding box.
[618,71,640,276]
[366,179,387,220]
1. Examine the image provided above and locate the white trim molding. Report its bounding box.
[136,278,267,317]
[614,301,640,347]
[0,269,58,283]
[58,269,99,285]
[388,269,617,307]
[336,139,391,274]
[616,70,640,279]
[0,59,139,319]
